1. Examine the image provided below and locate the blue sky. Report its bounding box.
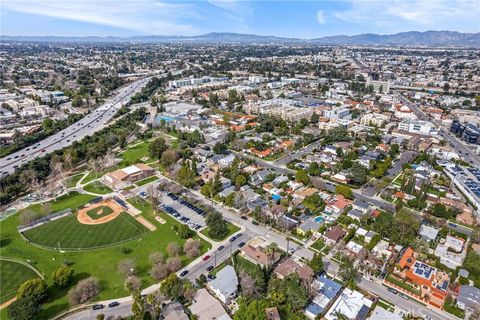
[2,0,479,38]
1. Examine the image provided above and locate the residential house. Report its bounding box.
[368,306,402,320]
[305,275,343,320]
[219,154,236,168]
[274,257,314,282]
[297,219,321,236]
[266,204,287,220]
[352,200,370,213]
[434,235,467,269]
[250,169,270,186]
[163,302,189,320]
[345,240,366,260]
[219,186,235,198]
[456,285,480,313]
[208,265,239,304]
[189,288,232,320]
[324,288,373,320]
[323,225,347,245]
[419,224,440,243]
[325,195,351,216]
[240,238,281,268]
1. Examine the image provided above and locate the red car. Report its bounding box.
[202,255,210,261]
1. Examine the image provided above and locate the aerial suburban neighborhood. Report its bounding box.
[1,3,480,320]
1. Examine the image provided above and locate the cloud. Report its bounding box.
[207,0,252,25]
[316,10,326,24]
[333,0,479,32]
[2,0,199,35]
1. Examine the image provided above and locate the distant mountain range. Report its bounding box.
[2,31,480,46]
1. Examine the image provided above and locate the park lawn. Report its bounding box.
[20,192,96,218]
[65,173,85,188]
[311,238,326,252]
[0,196,211,319]
[118,141,151,166]
[0,260,40,303]
[201,222,240,242]
[86,206,114,220]
[22,212,147,249]
[136,176,159,187]
[83,181,113,195]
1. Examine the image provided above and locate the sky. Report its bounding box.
[2,0,479,38]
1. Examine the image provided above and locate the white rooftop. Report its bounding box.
[122,165,142,175]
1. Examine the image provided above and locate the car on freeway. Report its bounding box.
[180,270,189,277]
[238,242,246,248]
[229,236,236,242]
[217,245,225,251]
[202,255,210,261]
[108,302,120,308]
[92,304,104,310]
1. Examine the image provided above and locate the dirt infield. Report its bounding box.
[77,199,124,225]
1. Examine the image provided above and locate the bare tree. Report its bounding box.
[125,275,141,291]
[183,239,201,258]
[151,263,169,281]
[166,257,182,273]
[166,242,181,257]
[146,185,160,209]
[118,258,136,278]
[20,169,38,192]
[68,277,100,305]
[149,251,165,266]
[239,271,257,298]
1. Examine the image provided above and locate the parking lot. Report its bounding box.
[158,192,207,230]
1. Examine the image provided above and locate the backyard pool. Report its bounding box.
[271,194,282,201]
[313,216,325,223]
[156,115,174,122]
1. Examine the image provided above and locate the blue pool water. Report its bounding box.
[313,216,325,223]
[271,194,282,200]
[156,115,174,122]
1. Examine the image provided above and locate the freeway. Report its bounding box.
[0,77,152,177]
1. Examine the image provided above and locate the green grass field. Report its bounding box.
[65,173,85,188]
[201,222,240,241]
[22,213,147,249]
[0,260,40,303]
[118,141,151,166]
[0,195,211,319]
[20,192,96,219]
[136,176,159,187]
[83,181,113,195]
[86,206,114,220]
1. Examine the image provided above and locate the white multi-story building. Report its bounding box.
[324,107,351,120]
[394,105,417,120]
[398,120,437,136]
[360,113,390,127]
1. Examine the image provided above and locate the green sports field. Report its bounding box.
[22,213,147,250]
[83,181,113,195]
[0,260,40,303]
[86,205,114,220]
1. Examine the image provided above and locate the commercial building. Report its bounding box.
[102,164,154,190]
[398,120,437,136]
[359,113,390,127]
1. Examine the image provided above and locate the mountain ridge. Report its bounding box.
[2,30,479,46]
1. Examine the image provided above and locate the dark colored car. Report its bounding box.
[238,242,246,248]
[92,304,104,310]
[206,265,214,272]
[217,245,225,251]
[108,301,120,308]
[180,270,189,277]
[240,216,248,220]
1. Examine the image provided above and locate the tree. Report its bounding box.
[213,142,227,154]
[176,224,193,239]
[183,239,201,258]
[149,137,168,159]
[7,297,41,320]
[339,258,356,288]
[295,169,310,185]
[335,185,353,199]
[431,203,448,219]
[308,162,321,176]
[348,163,368,185]
[68,277,101,305]
[118,258,136,278]
[234,298,268,320]
[125,275,142,292]
[167,242,181,257]
[177,164,196,188]
[166,257,182,272]
[310,113,319,124]
[160,274,184,300]
[160,149,178,168]
[309,253,324,274]
[52,266,74,287]
[391,208,420,246]
[235,174,247,189]
[205,211,228,240]
[267,273,308,310]
[17,279,47,302]
[151,263,169,281]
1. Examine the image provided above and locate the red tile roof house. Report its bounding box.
[322,225,347,246]
[240,238,281,268]
[325,195,352,216]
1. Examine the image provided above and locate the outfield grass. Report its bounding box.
[86,206,114,220]
[0,196,211,319]
[20,192,96,218]
[0,259,40,303]
[22,213,147,250]
[136,176,159,187]
[65,173,85,188]
[201,222,240,241]
[83,181,113,195]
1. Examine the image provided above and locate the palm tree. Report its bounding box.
[265,243,278,270]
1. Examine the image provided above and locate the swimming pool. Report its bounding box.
[156,115,174,122]
[313,216,325,223]
[271,194,282,201]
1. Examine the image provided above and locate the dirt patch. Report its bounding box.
[77,199,124,225]
[134,216,157,231]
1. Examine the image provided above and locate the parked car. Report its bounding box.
[206,265,214,272]
[108,301,120,308]
[180,270,189,277]
[92,304,104,310]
